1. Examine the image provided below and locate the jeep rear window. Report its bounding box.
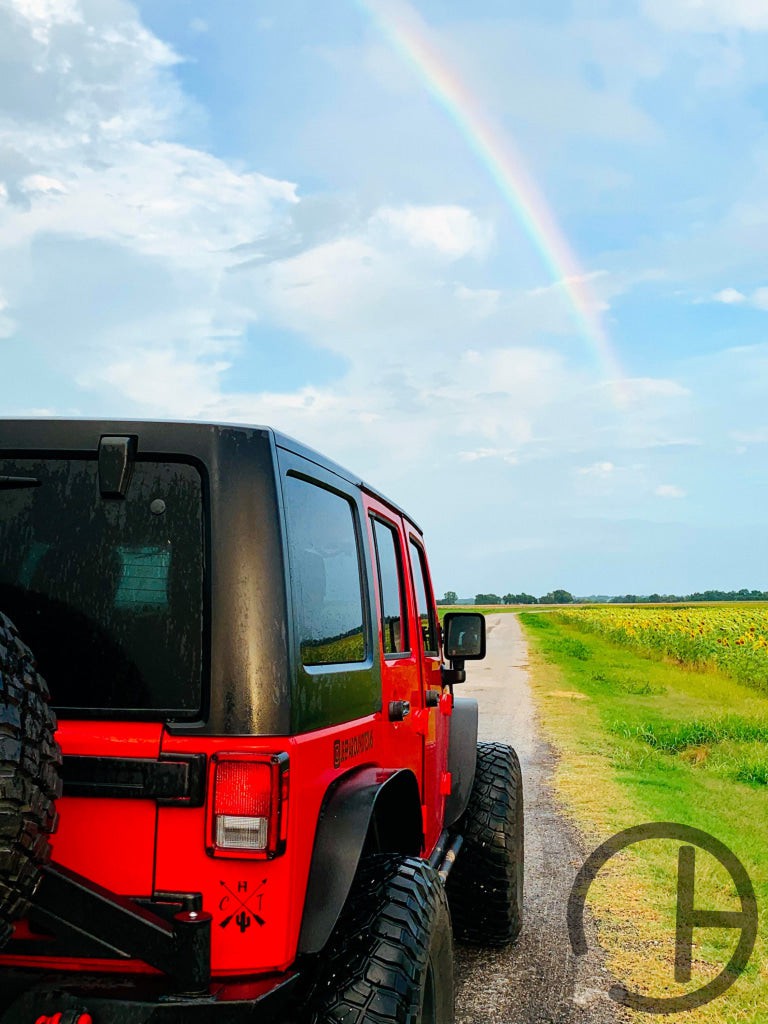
[0,457,203,718]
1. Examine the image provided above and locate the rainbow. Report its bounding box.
[356,0,626,398]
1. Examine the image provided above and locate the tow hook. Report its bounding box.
[34,1012,93,1024]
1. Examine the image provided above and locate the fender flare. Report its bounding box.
[297,766,422,954]
[444,697,479,827]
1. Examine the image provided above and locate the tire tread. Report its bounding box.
[310,854,452,1024]
[447,741,523,947]
[0,612,61,945]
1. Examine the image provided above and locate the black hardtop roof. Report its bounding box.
[0,418,422,534]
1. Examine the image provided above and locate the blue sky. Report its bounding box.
[2,0,767,597]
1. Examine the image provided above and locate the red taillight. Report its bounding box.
[208,753,288,859]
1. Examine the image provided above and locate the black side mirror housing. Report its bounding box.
[443,612,486,660]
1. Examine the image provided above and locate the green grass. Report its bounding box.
[611,716,768,753]
[519,610,768,1024]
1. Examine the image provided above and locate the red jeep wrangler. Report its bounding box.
[0,420,523,1023]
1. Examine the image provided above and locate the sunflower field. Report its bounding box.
[553,605,768,691]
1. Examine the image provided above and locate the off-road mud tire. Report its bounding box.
[0,612,61,946]
[447,741,523,947]
[309,854,454,1024]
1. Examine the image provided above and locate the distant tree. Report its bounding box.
[438,590,458,606]
[475,593,502,605]
[540,589,574,605]
[503,592,538,605]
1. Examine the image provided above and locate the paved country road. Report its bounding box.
[455,613,626,1024]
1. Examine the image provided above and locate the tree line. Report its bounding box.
[437,588,768,606]
[438,590,575,606]
[602,589,768,604]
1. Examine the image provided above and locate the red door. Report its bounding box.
[406,533,448,855]
[364,500,423,802]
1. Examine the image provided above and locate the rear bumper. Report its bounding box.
[0,969,300,1023]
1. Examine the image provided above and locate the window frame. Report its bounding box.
[284,468,371,672]
[370,513,411,660]
[408,535,440,657]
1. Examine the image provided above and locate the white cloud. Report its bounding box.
[79,348,231,418]
[457,448,518,464]
[714,287,746,304]
[655,484,686,498]
[21,174,67,195]
[643,0,768,31]
[0,0,300,407]
[454,284,500,317]
[617,378,690,401]
[372,204,492,259]
[731,427,768,444]
[11,0,82,41]
[708,286,768,310]
[576,461,615,478]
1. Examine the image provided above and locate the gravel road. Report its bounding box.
[454,613,625,1024]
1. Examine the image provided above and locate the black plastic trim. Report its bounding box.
[298,766,422,954]
[0,475,40,490]
[444,697,479,827]
[61,754,206,806]
[98,435,137,498]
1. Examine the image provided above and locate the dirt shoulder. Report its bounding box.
[455,613,624,1024]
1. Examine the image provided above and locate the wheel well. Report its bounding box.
[364,768,422,856]
[297,767,422,955]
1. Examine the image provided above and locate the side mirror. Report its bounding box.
[443,612,486,661]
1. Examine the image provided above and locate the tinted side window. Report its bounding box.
[284,475,366,666]
[372,518,408,655]
[409,539,438,655]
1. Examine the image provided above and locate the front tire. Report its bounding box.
[447,741,523,947]
[310,854,454,1024]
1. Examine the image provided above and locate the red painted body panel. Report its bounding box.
[3,715,403,976]
[50,722,163,895]
[157,716,393,975]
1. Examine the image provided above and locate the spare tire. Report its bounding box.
[0,611,62,946]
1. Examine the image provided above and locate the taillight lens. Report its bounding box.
[215,761,271,850]
[209,753,288,859]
